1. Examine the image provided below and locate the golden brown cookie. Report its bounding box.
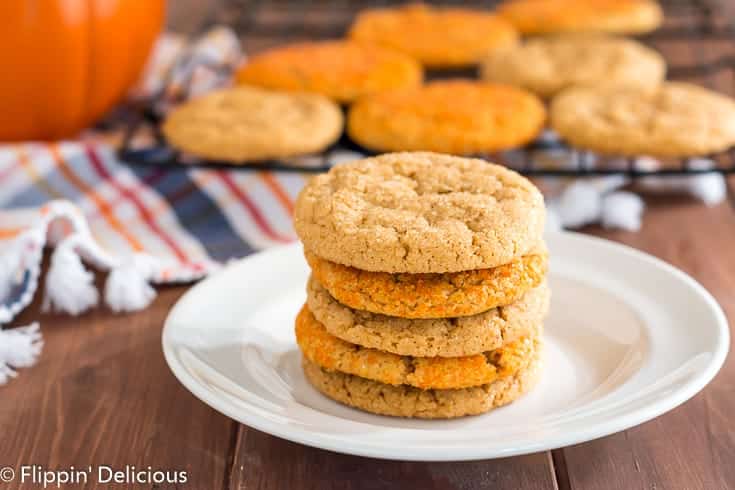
[302,346,542,418]
[498,0,662,35]
[162,86,343,162]
[306,250,547,319]
[349,4,518,68]
[347,81,545,154]
[294,152,546,273]
[550,82,735,157]
[306,276,549,357]
[481,35,665,98]
[235,40,423,104]
[296,305,539,390]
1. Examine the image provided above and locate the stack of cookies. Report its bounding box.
[293,152,549,419]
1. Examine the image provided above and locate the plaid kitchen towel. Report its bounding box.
[0,27,317,384]
[0,142,316,384]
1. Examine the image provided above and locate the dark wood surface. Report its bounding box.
[2,1,735,489]
[3,197,733,490]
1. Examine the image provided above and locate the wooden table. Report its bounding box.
[2,1,735,489]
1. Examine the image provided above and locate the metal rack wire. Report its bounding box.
[117,0,735,177]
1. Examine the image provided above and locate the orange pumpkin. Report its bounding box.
[0,0,165,141]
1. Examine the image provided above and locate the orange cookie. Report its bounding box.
[302,354,542,418]
[498,0,662,35]
[349,4,518,68]
[235,40,423,104]
[295,305,539,390]
[305,250,548,319]
[347,80,545,154]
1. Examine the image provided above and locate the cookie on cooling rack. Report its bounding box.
[498,0,662,35]
[348,4,518,69]
[235,40,422,104]
[161,86,343,163]
[481,35,665,98]
[550,82,735,157]
[347,80,545,154]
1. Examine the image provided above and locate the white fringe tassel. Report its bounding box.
[0,323,43,385]
[105,255,157,313]
[43,236,99,315]
[636,157,727,206]
[0,239,24,304]
[547,176,645,231]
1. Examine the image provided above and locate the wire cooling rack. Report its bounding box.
[118,0,735,177]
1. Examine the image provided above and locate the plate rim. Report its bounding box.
[162,231,730,461]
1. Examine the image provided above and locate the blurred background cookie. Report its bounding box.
[349,3,518,69]
[550,82,735,157]
[347,80,545,154]
[235,40,423,103]
[162,85,343,162]
[481,35,665,98]
[498,0,663,35]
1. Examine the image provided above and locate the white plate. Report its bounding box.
[162,231,729,461]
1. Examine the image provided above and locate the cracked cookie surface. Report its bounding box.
[498,0,662,35]
[294,152,546,273]
[306,276,549,357]
[235,40,422,104]
[481,35,665,98]
[306,250,547,319]
[302,346,542,418]
[551,82,735,157]
[162,86,343,162]
[347,82,545,155]
[295,305,539,390]
[349,4,518,68]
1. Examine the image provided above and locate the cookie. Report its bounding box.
[302,346,542,418]
[347,81,545,154]
[295,305,538,390]
[235,40,423,104]
[162,86,343,162]
[348,4,518,68]
[498,0,662,35]
[481,35,665,98]
[307,276,549,357]
[306,250,547,319]
[294,152,546,273]
[550,82,735,157]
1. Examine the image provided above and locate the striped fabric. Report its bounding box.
[0,25,308,328]
[0,141,309,324]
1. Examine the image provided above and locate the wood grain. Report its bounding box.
[2,2,735,490]
[557,200,735,490]
[0,276,236,490]
[229,429,558,490]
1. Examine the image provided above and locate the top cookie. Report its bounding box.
[347,80,546,155]
[550,82,735,157]
[349,4,518,68]
[294,152,545,273]
[235,40,423,104]
[481,35,665,98]
[162,86,343,162]
[498,0,662,35]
